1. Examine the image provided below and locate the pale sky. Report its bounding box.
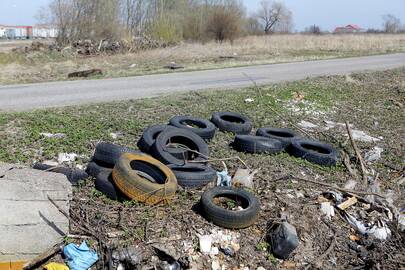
[0,0,404,31]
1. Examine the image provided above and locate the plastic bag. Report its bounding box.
[63,242,98,270]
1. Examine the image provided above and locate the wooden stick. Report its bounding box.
[23,242,63,270]
[291,176,385,199]
[345,121,368,185]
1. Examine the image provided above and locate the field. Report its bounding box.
[0,68,404,269]
[0,34,405,85]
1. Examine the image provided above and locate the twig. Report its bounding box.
[342,151,358,179]
[23,242,63,270]
[345,121,368,185]
[290,176,385,199]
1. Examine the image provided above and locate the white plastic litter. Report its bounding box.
[398,213,405,232]
[199,235,212,254]
[232,168,258,188]
[217,169,232,187]
[57,153,78,164]
[320,202,335,220]
[344,213,391,240]
[244,98,254,103]
[40,132,65,139]
[350,129,381,143]
[364,146,383,163]
[297,120,319,130]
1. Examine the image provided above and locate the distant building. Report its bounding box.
[0,24,57,39]
[334,24,364,34]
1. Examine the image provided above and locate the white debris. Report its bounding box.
[323,120,350,130]
[110,132,119,139]
[210,247,219,256]
[57,153,78,164]
[40,132,65,139]
[298,120,319,130]
[232,168,258,188]
[320,202,335,220]
[199,235,212,254]
[350,129,381,143]
[244,98,254,103]
[257,267,266,270]
[344,179,357,190]
[344,213,391,240]
[129,63,137,68]
[364,146,383,163]
[211,260,220,270]
[398,214,405,232]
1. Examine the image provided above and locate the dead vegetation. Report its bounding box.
[0,34,405,85]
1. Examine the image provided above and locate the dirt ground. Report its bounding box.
[0,68,404,269]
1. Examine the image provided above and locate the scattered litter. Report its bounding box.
[211,260,220,270]
[364,146,383,163]
[244,98,254,103]
[129,63,137,68]
[398,213,405,232]
[40,133,66,139]
[43,263,69,270]
[343,212,391,241]
[269,222,299,259]
[232,168,258,188]
[42,160,60,167]
[344,179,357,190]
[112,246,143,268]
[199,235,213,254]
[110,132,121,139]
[297,120,319,130]
[217,169,232,187]
[320,202,335,220]
[349,129,381,143]
[57,153,78,164]
[337,196,358,210]
[165,62,184,70]
[68,69,103,78]
[63,241,98,270]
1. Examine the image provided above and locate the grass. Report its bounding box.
[0,68,403,268]
[1,34,405,85]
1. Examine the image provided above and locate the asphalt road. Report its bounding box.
[1,53,405,112]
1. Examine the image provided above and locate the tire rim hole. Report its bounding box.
[220,115,245,124]
[267,130,294,138]
[167,136,200,160]
[172,167,205,172]
[213,194,249,211]
[130,160,167,184]
[301,143,331,154]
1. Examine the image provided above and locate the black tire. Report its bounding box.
[137,124,187,158]
[86,160,113,178]
[201,187,260,229]
[95,170,120,200]
[211,112,253,134]
[93,142,139,166]
[169,116,216,140]
[33,163,88,185]
[232,135,284,154]
[287,138,339,166]
[256,128,299,148]
[151,128,209,165]
[168,164,216,188]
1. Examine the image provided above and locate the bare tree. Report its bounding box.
[305,24,321,34]
[383,14,401,33]
[257,0,291,34]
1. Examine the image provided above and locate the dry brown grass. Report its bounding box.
[1,34,405,85]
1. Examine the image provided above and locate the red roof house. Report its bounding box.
[334,24,363,34]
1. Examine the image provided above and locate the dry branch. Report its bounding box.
[345,121,368,185]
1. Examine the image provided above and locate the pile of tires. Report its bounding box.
[84,111,339,229]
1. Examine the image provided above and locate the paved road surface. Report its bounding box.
[1,53,405,111]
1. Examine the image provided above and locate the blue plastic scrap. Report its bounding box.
[216,169,232,187]
[63,241,99,270]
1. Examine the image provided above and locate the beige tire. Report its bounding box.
[112,153,177,205]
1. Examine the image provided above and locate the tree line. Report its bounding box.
[42,0,293,44]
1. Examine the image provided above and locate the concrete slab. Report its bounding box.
[0,163,72,262]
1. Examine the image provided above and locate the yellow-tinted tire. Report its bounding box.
[112,153,177,205]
